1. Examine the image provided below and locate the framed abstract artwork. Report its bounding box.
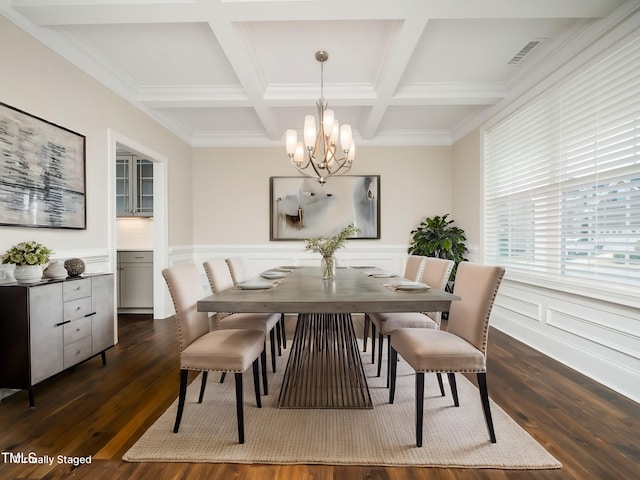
[0,102,86,229]
[270,175,380,240]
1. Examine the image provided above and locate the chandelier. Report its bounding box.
[285,51,355,184]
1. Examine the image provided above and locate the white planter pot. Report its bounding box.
[14,264,43,284]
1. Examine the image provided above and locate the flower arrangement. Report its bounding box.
[304,224,360,257]
[1,241,52,266]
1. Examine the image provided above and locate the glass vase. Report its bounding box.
[321,255,336,279]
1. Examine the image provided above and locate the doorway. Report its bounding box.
[108,130,168,319]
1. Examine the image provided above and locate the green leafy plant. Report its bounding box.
[304,224,360,257]
[408,214,468,290]
[1,241,52,266]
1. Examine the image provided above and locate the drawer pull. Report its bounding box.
[76,286,81,291]
[55,320,71,327]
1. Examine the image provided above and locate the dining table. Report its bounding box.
[197,266,459,409]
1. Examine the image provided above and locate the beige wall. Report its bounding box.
[0,17,193,255]
[192,146,453,245]
[452,129,482,256]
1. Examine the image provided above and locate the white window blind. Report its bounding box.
[484,36,640,290]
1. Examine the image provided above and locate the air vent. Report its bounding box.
[507,38,546,65]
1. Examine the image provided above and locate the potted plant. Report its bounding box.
[305,224,360,279]
[408,214,468,291]
[1,241,52,283]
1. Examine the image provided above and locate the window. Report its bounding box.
[484,36,640,291]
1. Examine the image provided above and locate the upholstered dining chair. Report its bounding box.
[162,263,264,444]
[225,256,286,353]
[370,257,454,387]
[388,262,505,447]
[204,259,280,394]
[364,255,427,355]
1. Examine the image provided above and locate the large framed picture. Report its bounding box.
[270,175,380,240]
[0,102,86,229]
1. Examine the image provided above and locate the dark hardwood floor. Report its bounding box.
[1,314,638,480]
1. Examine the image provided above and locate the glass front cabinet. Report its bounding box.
[116,155,153,217]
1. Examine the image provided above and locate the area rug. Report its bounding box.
[123,342,561,469]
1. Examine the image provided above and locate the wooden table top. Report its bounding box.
[197,266,459,314]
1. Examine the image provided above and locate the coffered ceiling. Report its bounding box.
[1,0,629,147]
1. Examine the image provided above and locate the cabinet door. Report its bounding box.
[91,275,115,355]
[115,156,131,216]
[119,262,153,308]
[135,159,153,216]
[29,283,64,384]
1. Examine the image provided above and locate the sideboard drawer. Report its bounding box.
[63,278,91,301]
[63,297,92,321]
[63,317,92,345]
[63,337,92,369]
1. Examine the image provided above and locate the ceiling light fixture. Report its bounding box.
[285,51,355,184]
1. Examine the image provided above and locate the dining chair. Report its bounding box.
[204,259,280,394]
[364,255,426,355]
[162,263,264,444]
[388,262,505,447]
[226,256,286,353]
[369,257,454,388]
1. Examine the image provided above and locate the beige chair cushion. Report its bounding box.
[204,258,236,293]
[447,262,505,352]
[181,328,265,372]
[218,312,280,333]
[226,257,247,285]
[162,264,210,351]
[405,255,427,281]
[370,312,437,335]
[391,328,486,373]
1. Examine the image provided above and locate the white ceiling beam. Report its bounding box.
[11,0,622,26]
[205,14,283,140]
[361,17,428,140]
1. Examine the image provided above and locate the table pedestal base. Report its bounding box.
[278,313,373,409]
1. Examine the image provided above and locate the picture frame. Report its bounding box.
[0,102,86,229]
[270,175,380,240]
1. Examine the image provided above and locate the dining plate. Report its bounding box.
[261,271,287,279]
[279,265,301,269]
[391,281,430,291]
[237,279,275,290]
[369,272,396,278]
[351,265,375,269]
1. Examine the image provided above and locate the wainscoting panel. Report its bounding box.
[492,277,640,403]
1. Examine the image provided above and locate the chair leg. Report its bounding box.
[477,372,496,443]
[436,373,445,396]
[219,372,226,383]
[173,369,189,433]
[252,359,262,408]
[198,371,208,403]
[389,346,398,404]
[385,336,392,388]
[270,329,277,373]
[416,372,425,447]
[363,314,370,352]
[261,344,268,396]
[370,322,377,364]
[376,332,384,377]
[275,321,282,356]
[448,372,459,407]
[280,314,287,349]
[234,372,245,444]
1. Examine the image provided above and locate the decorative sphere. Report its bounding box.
[64,258,85,277]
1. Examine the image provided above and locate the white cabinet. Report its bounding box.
[118,250,153,313]
[0,274,115,407]
[116,155,153,217]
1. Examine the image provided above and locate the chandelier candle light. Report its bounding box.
[285,51,355,185]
